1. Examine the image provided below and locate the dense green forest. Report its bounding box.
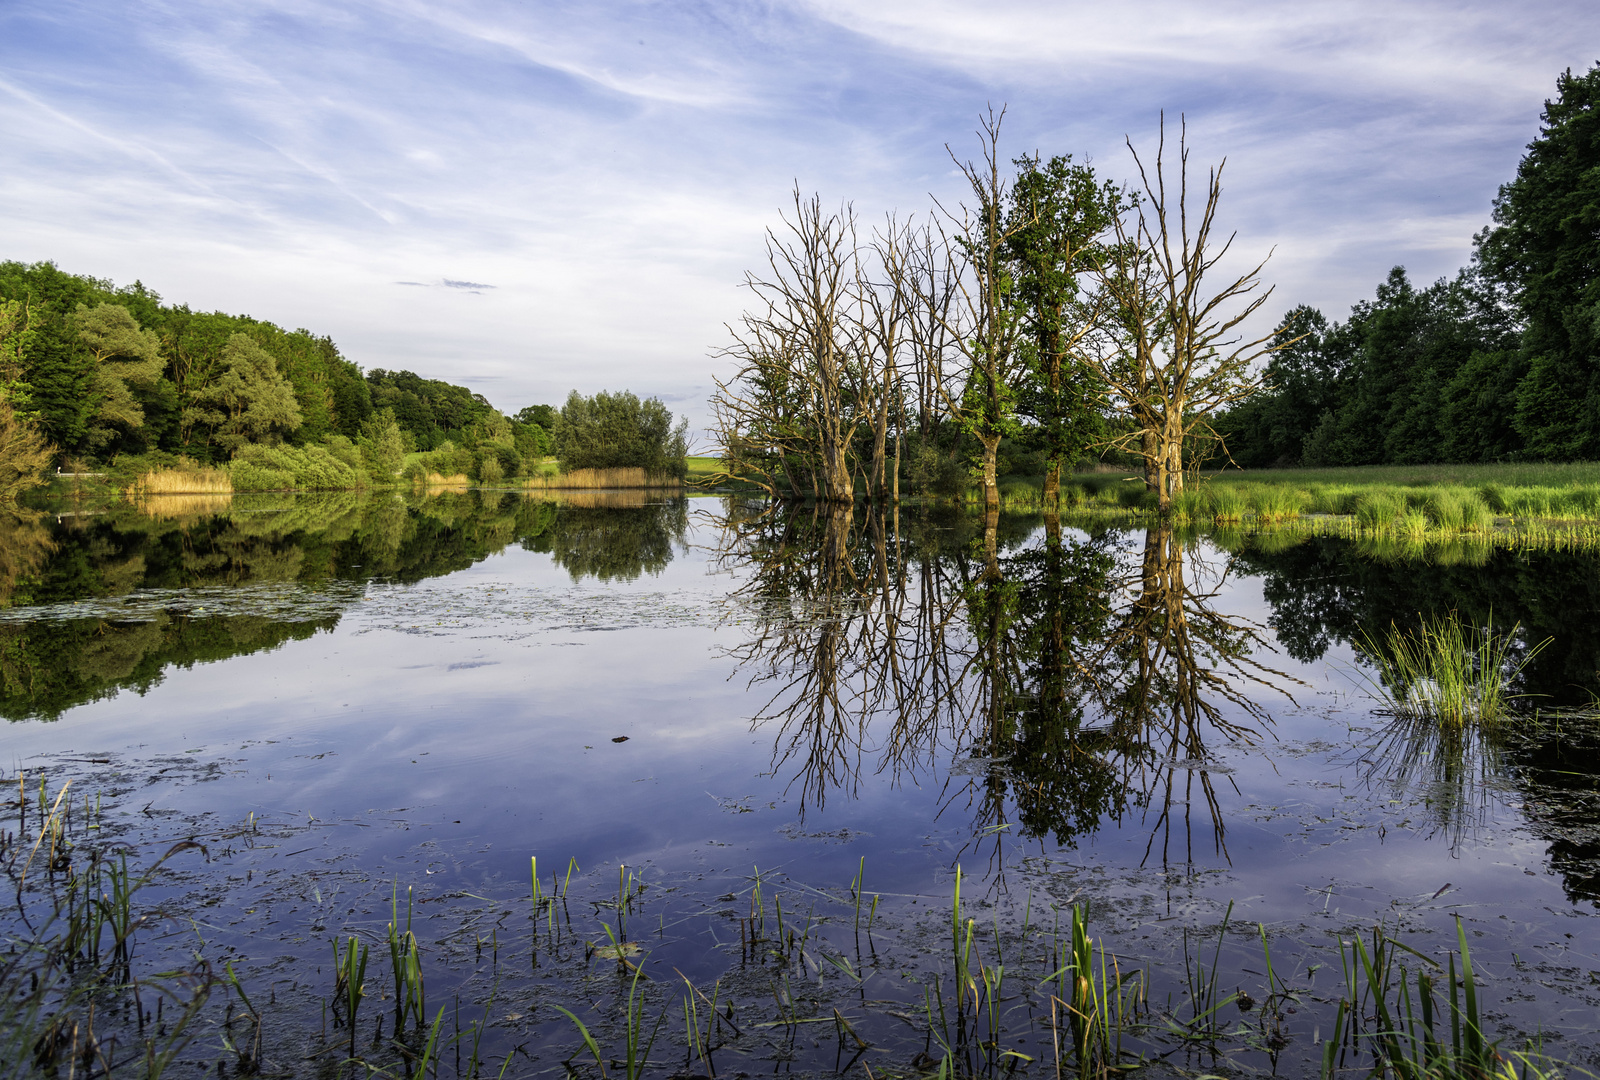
[0,260,567,492]
[1216,65,1600,468]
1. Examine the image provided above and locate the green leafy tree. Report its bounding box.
[0,399,53,504]
[1005,153,1122,503]
[515,404,557,429]
[358,408,406,481]
[1,261,112,454]
[1479,64,1600,459]
[1288,267,1519,466]
[946,110,1029,516]
[555,390,688,476]
[183,333,303,454]
[74,303,164,453]
[0,299,37,417]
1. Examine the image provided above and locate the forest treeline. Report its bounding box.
[0,261,688,496]
[1219,67,1600,466]
[715,65,1600,503]
[0,259,552,490]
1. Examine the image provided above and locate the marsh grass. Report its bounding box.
[1,773,213,1079]
[125,466,233,497]
[1208,484,1249,522]
[387,885,426,1036]
[8,777,1581,1080]
[553,959,667,1080]
[1046,904,1145,1078]
[1249,485,1307,523]
[1050,463,1600,546]
[1356,490,1408,529]
[1319,919,1566,1080]
[1359,613,1550,727]
[524,467,684,490]
[1211,461,1600,489]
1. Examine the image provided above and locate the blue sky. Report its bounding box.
[2,1,1596,433]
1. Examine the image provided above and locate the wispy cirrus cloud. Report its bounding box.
[1,0,1594,431]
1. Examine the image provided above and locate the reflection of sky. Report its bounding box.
[3,1,1596,431]
[5,513,1598,1046]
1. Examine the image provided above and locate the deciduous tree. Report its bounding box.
[1094,119,1279,509]
[183,333,303,454]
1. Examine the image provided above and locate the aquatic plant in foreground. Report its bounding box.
[1358,613,1550,727]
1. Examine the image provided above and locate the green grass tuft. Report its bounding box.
[1359,612,1549,727]
[1355,490,1407,529]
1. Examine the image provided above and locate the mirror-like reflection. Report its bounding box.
[1228,532,1600,706]
[11,493,1600,907]
[0,491,689,719]
[715,502,1300,874]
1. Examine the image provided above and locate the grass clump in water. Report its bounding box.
[1248,485,1306,523]
[1355,490,1407,529]
[1359,612,1550,727]
[1208,485,1248,522]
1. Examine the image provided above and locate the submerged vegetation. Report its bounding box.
[0,760,1578,1080]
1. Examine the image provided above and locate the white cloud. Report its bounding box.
[2,0,1595,433]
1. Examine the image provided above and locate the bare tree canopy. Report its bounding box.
[712,112,1288,517]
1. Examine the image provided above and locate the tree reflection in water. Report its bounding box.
[0,491,690,720]
[715,502,1300,877]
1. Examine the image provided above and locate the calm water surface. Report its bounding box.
[4,491,1599,1077]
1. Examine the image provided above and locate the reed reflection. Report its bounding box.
[718,504,1298,872]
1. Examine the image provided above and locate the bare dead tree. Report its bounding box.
[1093,117,1282,510]
[855,216,915,502]
[901,223,967,488]
[713,189,861,503]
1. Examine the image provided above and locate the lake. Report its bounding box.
[4,490,1599,1079]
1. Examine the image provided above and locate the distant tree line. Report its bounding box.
[0,261,591,493]
[1216,64,1600,468]
[717,65,1600,502]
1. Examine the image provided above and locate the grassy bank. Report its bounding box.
[1209,461,1600,488]
[960,464,1600,528]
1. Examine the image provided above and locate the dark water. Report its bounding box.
[4,491,1600,1078]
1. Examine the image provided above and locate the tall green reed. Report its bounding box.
[1359,613,1550,727]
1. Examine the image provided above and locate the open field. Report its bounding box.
[1204,461,1600,488]
[685,454,722,481]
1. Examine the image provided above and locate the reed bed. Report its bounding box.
[124,466,233,496]
[524,467,685,490]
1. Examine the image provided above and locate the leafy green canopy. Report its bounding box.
[0,260,565,480]
[1480,64,1600,460]
[0,260,374,460]
[1213,62,1600,468]
[555,390,688,477]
